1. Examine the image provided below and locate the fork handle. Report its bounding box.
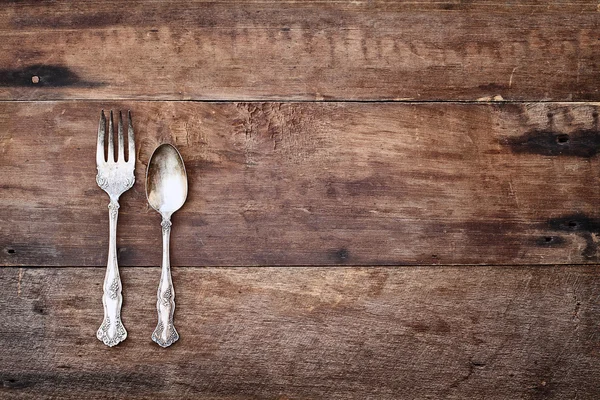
[152,217,179,348]
[97,199,127,346]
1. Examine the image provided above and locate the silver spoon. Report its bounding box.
[146,143,188,347]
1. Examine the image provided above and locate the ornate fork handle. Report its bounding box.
[152,217,179,348]
[95,110,135,347]
[97,198,127,346]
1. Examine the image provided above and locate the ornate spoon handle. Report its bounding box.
[152,217,179,348]
[97,200,127,346]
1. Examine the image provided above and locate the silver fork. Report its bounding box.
[95,110,135,347]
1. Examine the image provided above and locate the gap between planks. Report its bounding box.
[1,99,600,105]
[2,264,599,269]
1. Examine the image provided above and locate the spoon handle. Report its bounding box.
[152,217,179,348]
[97,199,127,346]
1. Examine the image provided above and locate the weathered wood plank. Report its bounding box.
[2,101,600,266]
[0,0,598,101]
[0,266,598,399]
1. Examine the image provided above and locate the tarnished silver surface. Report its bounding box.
[95,110,135,347]
[146,143,188,348]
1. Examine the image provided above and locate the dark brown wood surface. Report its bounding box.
[2,101,600,266]
[2,1,600,398]
[1,266,599,399]
[0,0,599,101]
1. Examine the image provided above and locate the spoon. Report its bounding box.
[146,143,188,347]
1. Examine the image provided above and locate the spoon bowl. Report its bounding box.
[146,143,187,218]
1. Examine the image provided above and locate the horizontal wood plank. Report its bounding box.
[0,0,599,101]
[2,101,600,266]
[0,266,599,399]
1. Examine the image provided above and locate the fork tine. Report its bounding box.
[127,110,135,164]
[96,110,106,165]
[117,111,125,162]
[107,110,114,163]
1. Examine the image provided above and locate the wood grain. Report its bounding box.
[1,266,599,399]
[1,101,600,266]
[0,0,599,101]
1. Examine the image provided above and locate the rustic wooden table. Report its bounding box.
[1,1,600,398]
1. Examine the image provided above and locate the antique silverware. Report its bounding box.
[95,110,136,347]
[146,143,188,347]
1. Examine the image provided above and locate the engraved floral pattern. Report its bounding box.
[96,174,108,190]
[161,287,172,306]
[152,281,178,347]
[96,170,134,198]
[108,201,119,219]
[161,218,172,234]
[108,277,120,300]
[97,315,127,347]
[152,320,179,348]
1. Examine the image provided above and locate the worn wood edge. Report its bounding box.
[1,0,598,12]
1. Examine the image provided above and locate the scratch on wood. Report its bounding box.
[508,179,520,210]
[232,103,331,166]
[184,120,190,147]
[509,66,518,88]
[293,207,312,214]
[17,267,23,298]
[573,296,581,323]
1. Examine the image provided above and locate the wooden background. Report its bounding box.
[1,1,600,398]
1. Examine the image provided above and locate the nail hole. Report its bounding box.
[32,304,45,315]
[336,248,349,261]
[547,112,553,118]
[431,254,438,259]
[31,75,39,84]
[556,134,569,144]
[538,235,565,246]
[7,249,15,254]
[593,112,598,118]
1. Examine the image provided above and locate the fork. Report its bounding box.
[95,110,135,347]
